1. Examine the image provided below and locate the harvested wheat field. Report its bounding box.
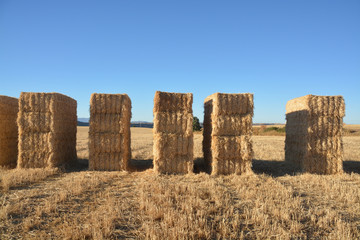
[0,127,360,239]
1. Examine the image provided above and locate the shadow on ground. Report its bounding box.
[194,158,210,174]
[70,158,360,176]
[343,161,360,174]
[129,159,153,172]
[69,158,154,172]
[129,158,210,173]
[252,159,299,177]
[193,158,299,177]
[65,158,89,172]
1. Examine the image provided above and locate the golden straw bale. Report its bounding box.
[88,153,125,171]
[153,91,193,174]
[88,93,131,171]
[17,92,77,168]
[0,96,18,167]
[0,115,18,138]
[203,93,254,175]
[210,135,253,175]
[90,93,131,114]
[153,133,193,174]
[153,91,193,113]
[153,112,193,136]
[205,93,254,116]
[285,94,345,174]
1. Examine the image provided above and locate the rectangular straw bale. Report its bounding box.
[203,93,254,175]
[17,92,77,168]
[285,94,345,174]
[89,133,123,153]
[0,115,18,138]
[208,93,254,116]
[17,112,75,133]
[210,136,253,175]
[153,133,193,174]
[90,93,131,114]
[89,113,130,133]
[0,96,18,167]
[88,93,131,171]
[88,152,126,171]
[153,91,193,174]
[153,112,193,136]
[153,91,193,113]
[211,114,252,136]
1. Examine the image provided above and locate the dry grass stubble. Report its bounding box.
[0,127,359,239]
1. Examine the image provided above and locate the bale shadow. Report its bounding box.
[192,158,299,176]
[64,158,89,172]
[68,158,155,172]
[343,161,360,174]
[129,158,210,174]
[194,158,210,174]
[252,159,299,177]
[129,159,153,172]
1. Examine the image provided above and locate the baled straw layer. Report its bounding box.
[89,93,131,171]
[203,93,254,175]
[17,92,77,168]
[285,95,345,174]
[0,96,18,167]
[153,91,193,174]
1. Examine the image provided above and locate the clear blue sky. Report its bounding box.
[1,1,359,123]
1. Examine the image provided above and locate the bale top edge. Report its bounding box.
[204,92,254,103]
[90,93,130,97]
[155,91,193,96]
[0,95,18,101]
[20,92,76,101]
[286,94,344,114]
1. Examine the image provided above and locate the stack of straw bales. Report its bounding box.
[153,91,193,174]
[285,95,345,174]
[89,94,131,171]
[0,96,18,167]
[17,92,77,168]
[203,93,254,175]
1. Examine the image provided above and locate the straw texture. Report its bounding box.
[153,91,193,174]
[0,96,18,167]
[203,93,254,175]
[17,92,77,168]
[285,95,345,174]
[89,93,131,171]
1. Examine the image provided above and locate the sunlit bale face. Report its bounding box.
[203,93,254,175]
[153,91,194,174]
[17,92,77,168]
[88,93,131,171]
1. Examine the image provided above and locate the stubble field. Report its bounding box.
[0,126,360,239]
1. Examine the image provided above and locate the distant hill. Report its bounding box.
[131,121,153,128]
[78,118,89,123]
[77,121,89,126]
[77,118,153,128]
[78,118,283,128]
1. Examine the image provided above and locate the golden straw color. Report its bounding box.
[153,91,193,174]
[203,93,254,175]
[285,94,345,174]
[17,92,77,168]
[88,93,131,171]
[0,95,18,167]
